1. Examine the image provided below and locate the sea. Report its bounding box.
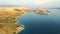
[18,9,60,34]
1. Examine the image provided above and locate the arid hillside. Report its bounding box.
[0,7,30,34]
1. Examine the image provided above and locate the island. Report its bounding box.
[0,7,30,34]
[33,8,50,15]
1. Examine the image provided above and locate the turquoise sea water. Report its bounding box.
[19,9,60,34]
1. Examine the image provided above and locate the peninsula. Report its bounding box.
[0,7,30,34]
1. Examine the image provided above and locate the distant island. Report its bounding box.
[33,8,50,15]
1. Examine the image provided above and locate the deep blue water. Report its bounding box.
[18,9,60,34]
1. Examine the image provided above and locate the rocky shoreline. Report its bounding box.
[0,7,30,34]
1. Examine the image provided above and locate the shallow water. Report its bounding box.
[18,9,60,34]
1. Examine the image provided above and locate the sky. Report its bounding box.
[0,0,60,8]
